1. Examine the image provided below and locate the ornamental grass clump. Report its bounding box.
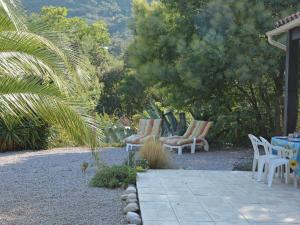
[140,140,170,169]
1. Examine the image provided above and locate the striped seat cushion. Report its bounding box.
[160,120,196,143]
[164,120,213,146]
[125,119,154,143]
[198,121,213,138]
[137,119,147,135]
[183,120,197,138]
[150,119,162,136]
[188,121,213,138]
[159,136,181,142]
[126,119,157,144]
[144,119,154,136]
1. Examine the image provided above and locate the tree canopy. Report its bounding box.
[23,0,133,56]
[126,0,300,145]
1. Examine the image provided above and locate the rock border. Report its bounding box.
[122,185,142,225]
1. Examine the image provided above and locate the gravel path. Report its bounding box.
[0,148,127,225]
[0,147,250,225]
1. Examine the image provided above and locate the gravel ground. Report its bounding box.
[0,147,250,225]
[170,148,252,170]
[0,148,127,225]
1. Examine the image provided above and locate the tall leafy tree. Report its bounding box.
[128,0,300,145]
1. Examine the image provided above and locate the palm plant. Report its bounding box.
[0,0,102,149]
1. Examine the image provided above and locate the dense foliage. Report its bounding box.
[126,0,300,146]
[96,63,150,117]
[30,6,114,108]
[0,118,50,152]
[23,0,132,55]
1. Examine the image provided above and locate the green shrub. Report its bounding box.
[90,165,136,188]
[0,117,50,152]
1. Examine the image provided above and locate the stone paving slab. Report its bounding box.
[137,170,300,225]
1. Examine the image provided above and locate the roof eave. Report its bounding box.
[266,17,300,51]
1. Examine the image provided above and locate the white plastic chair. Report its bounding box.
[256,136,282,182]
[248,134,264,179]
[259,137,290,187]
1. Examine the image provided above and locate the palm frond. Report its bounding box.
[0,7,15,31]
[0,0,103,149]
[0,51,71,91]
[0,0,26,31]
[0,31,91,93]
[0,76,102,148]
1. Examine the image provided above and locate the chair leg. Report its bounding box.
[203,139,209,151]
[252,158,257,179]
[257,160,265,182]
[264,164,269,183]
[275,166,279,178]
[285,163,290,184]
[285,164,288,184]
[191,144,196,154]
[178,146,182,155]
[279,165,283,179]
[268,164,275,187]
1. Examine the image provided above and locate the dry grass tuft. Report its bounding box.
[140,140,170,169]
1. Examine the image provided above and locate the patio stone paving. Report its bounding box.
[137,170,300,225]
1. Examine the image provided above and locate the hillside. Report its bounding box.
[23,0,132,55]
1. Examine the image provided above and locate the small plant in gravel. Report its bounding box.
[233,158,253,171]
[135,159,149,172]
[90,165,136,188]
[140,140,170,169]
[81,162,89,174]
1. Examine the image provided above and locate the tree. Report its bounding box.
[0,0,102,148]
[23,0,133,56]
[30,6,116,109]
[127,0,300,146]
